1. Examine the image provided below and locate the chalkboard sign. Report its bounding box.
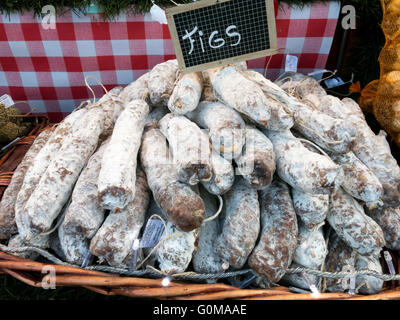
[166,0,277,74]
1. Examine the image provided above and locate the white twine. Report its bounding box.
[136,195,223,271]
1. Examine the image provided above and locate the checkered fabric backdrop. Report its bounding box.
[0,1,341,121]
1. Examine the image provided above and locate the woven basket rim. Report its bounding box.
[1,120,399,300]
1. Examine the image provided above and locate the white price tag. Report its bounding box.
[0,94,15,108]
[384,251,396,276]
[308,69,329,76]
[139,219,165,248]
[324,77,345,89]
[150,4,168,25]
[285,54,298,73]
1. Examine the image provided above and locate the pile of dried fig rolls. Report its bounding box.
[1,60,399,295]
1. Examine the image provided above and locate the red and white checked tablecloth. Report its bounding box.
[0,1,341,121]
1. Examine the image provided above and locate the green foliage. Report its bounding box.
[0,0,329,19]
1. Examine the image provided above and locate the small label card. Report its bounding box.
[324,77,345,89]
[285,54,298,73]
[0,94,15,108]
[139,219,165,249]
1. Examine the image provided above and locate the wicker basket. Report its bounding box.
[1,121,400,300]
[0,115,49,198]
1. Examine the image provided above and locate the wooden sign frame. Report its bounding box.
[166,0,277,74]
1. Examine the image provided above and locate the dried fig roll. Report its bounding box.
[7,233,48,260]
[90,168,150,267]
[293,221,327,270]
[248,179,298,283]
[201,150,234,195]
[193,187,226,273]
[327,188,385,256]
[302,93,321,110]
[292,104,357,154]
[325,232,357,293]
[243,70,294,130]
[140,126,205,232]
[15,108,87,235]
[58,227,88,266]
[341,98,365,121]
[265,129,341,195]
[93,86,124,136]
[246,71,306,111]
[274,71,327,98]
[0,129,52,240]
[245,73,355,153]
[235,126,276,190]
[330,151,383,206]
[317,95,347,118]
[233,61,248,71]
[14,195,72,259]
[316,96,365,124]
[120,72,150,104]
[168,72,203,115]
[185,101,245,160]
[310,95,367,129]
[58,139,109,265]
[366,206,400,250]
[147,186,198,276]
[326,232,384,294]
[21,107,105,242]
[201,62,247,85]
[205,66,271,129]
[155,222,197,275]
[159,113,212,184]
[214,176,260,269]
[98,99,150,212]
[268,92,356,155]
[13,198,73,260]
[353,128,400,208]
[148,59,179,106]
[334,98,400,207]
[291,188,329,229]
[355,254,383,294]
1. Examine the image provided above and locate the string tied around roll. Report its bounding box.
[134,195,223,271]
[74,75,109,112]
